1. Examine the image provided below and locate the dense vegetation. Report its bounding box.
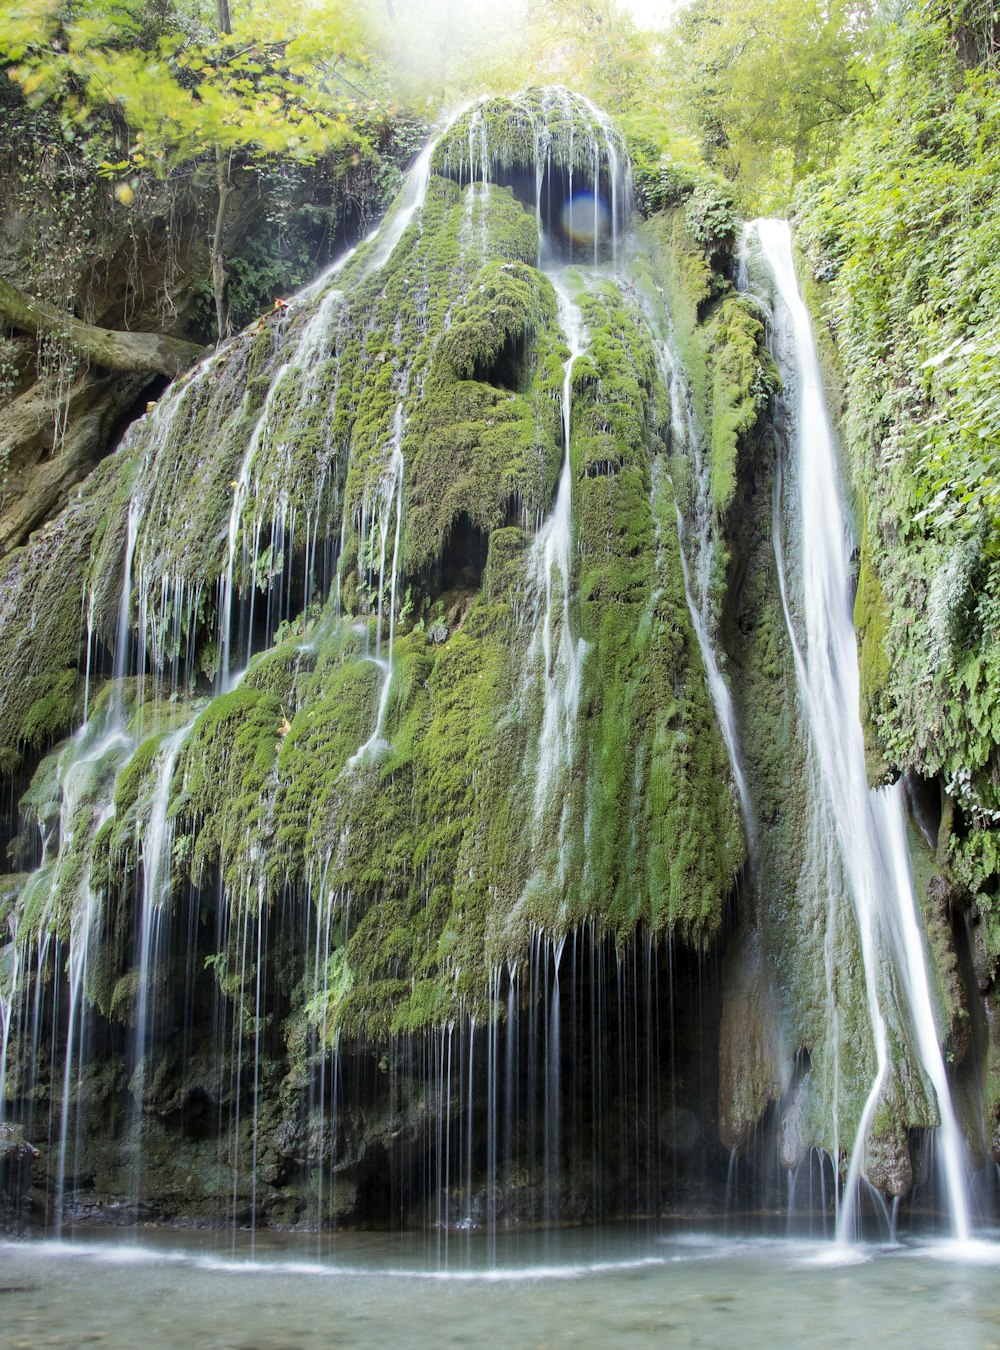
[0,0,412,341]
[797,0,1000,950]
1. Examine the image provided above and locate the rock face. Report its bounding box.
[0,88,977,1233]
[0,1123,38,1235]
[0,90,412,560]
[0,89,747,1230]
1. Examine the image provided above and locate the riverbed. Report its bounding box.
[3,1227,1000,1348]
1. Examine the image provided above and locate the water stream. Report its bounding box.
[529,270,588,820]
[655,334,756,845]
[2,1229,999,1348]
[349,403,406,765]
[751,218,970,1242]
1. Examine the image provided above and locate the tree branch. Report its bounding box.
[0,277,207,379]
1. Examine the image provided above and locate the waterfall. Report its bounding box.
[529,271,588,820]
[2,90,989,1248]
[218,287,346,689]
[129,719,198,1196]
[1,495,141,1174]
[655,333,756,846]
[357,134,438,278]
[349,403,406,765]
[439,89,632,266]
[751,218,970,1241]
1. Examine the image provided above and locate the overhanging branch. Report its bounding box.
[0,277,208,379]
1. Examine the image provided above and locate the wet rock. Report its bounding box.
[778,1080,810,1170]
[0,1127,40,1237]
[62,1197,156,1227]
[972,920,995,994]
[0,370,150,557]
[0,1124,39,1199]
[864,1133,913,1198]
[275,1116,335,1168]
[718,929,790,1150]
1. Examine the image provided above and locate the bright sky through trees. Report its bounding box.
[615,0,680,27]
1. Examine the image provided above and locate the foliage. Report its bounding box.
[666,0,878,210]
[0,0,399,342]
[379,0,671,121]
[797,1,1000,923]
[0,0,382,173]
[799,11,1000,543]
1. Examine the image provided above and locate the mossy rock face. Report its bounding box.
[709,298,779,525]
[0,462,118,774]
[0,104,741,1034]
[700,231,949,1176]
[0,92,769,1227]
[435,87,630,203]
[0,85,977,1225]
[855,513,893,787]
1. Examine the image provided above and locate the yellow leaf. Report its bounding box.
[19,68,46,97]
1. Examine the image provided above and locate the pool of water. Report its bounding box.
[3,1227,1000,1348]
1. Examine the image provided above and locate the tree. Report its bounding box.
[375,0,668,122]
[667,0,878,210]
[0,0,387,340]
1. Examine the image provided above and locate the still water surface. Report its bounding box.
[3,1227,1000,1348]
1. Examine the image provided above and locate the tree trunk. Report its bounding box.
[0,278,207,378]
[211,0,234,345]
[211,147,233,345]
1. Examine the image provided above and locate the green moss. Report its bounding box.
[497,278,746,950]
[794,14,1000,905]
[434,88,629,187]
[437,260,550,380]
[0,460,118,773]
[710,299,779,523]
[106,732,164,863]
[400,254,561,579]
[2,100,748,1053]
[854,515,893,786]
[176,686,284,902]
[793,234,845,423]
[21,671,78,753]
[12,722,133,942]
[636,209,717,436]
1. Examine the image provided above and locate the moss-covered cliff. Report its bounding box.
[0,89,754,1228]
[0,73,984,1233]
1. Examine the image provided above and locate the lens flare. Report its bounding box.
[559,192,609,244]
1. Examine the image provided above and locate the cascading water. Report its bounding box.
[0,89,988,1256]
[654,335,756,844]
[439,87,631,266]
[750,218,970,1241]
[1,476,143,1203]
[528,272,587,820]
[349,403,406,764]
[129,718,199,1206]
[217,286,347,689]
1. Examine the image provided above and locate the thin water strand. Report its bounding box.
[530,270,588,819]
[752,217,970,1242]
